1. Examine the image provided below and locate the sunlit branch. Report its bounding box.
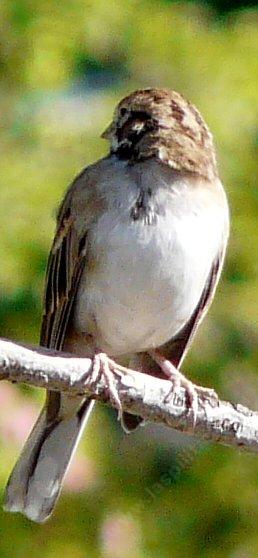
[0,338,258,452]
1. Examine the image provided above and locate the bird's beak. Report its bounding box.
[101,122,115,140]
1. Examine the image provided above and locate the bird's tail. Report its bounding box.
[3,394,94,523]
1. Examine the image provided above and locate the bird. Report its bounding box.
[3,88,229,523]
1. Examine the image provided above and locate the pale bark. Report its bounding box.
[0,338,258,452]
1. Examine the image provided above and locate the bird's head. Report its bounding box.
[101,88,217,180]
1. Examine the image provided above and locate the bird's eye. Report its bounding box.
[120,108,127,117]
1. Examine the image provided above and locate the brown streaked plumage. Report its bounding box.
[4,88,229,523]
[102,88,217,179]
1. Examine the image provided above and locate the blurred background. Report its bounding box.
[0,0,258,556]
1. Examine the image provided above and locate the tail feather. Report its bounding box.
[3,397,94,523]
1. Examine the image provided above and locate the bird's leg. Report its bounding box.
[90,353,129,420]
[149,350,218,424]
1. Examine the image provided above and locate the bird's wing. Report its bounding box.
[40,198,87,352]
[39,169,98,423]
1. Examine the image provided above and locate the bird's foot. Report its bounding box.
[91,353,125,419]
[149,351,218,425]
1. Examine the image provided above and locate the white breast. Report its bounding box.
[74,175,228,356]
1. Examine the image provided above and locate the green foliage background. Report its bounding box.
[0,1,258,556]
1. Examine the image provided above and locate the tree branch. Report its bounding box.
[0,337,258,452]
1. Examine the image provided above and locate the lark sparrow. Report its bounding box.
[4,88,229,522]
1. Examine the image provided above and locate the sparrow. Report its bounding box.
[3,88,229,523]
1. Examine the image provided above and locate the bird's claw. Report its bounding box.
[91,353,123,420]
[149,350,218,426]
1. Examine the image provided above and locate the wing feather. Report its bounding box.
[40,207,86,351]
